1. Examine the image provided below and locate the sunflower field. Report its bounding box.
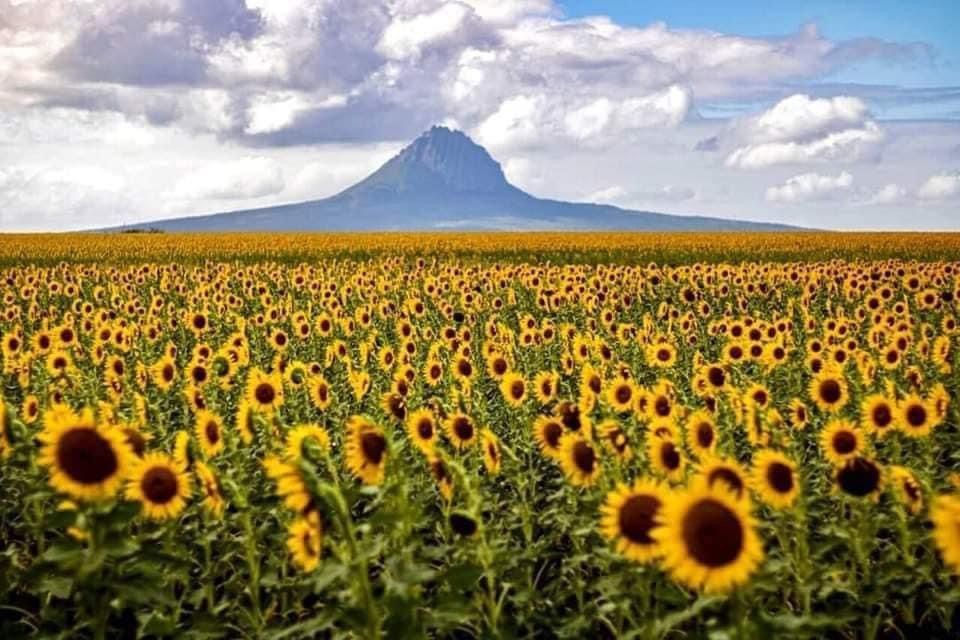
[2,233,960,639]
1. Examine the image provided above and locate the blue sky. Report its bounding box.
[562,0,960,118]
[1,0,958,230]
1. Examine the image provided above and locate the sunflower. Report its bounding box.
[194,461,225,517]
[380,392,407,422]
[860,393,897,437]
[246,368,284,413]
[556,400,592,439]
[685,410,718,458]
[285,424,331,461]
[344,416,388,485]
[606,379,636,413]
[126,453,191,520]
[648,342,677,368]
[931,494,960,574]
[38,408,131,501]
[406,408,438,454]
[820,419,864,465]
[898,393,935,437]
[809,369,849,413]
[500,371,527,407]
[235,399,255,445]
[655,484,763,593]
[21,394,40,424]
[445,413,477,450]
[194,409,225,458]
[558,434,601,487]
[424,359,444,386]
[534,370,559,405]
[308,374,333,411]
[599,419,632,461]
[263,455,313,514]
[533,415,565,459]
[599,479,667,563]
[787,399,809,430]
[449,512,479,537]
[152,356,177,390]
[485,352,510,380]
[697,456,749,501]
[480,428,502,475]
[888,466,923,515]
[429,455,454,500]
[834,456,883,499]
[647,437,685,482]
[287,518,323,572]
[750,449,799,509]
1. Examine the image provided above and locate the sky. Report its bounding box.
[1,0,959,231]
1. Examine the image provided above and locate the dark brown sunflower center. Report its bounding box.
[660,442,681,471]
[124,428,146,458]
[417,419,434,440]
[708,467,743,496]
[696,423,714,448]
[510,380,525,399]
[453,417,474,441]
[56,427,119,485]
[619,494,660,545]
[819,380,842,404]
[162,364,174,382]
[457,360,472,377]
[560,405,582,431]
[205,421,220,444]
[450,513,477,536]
[572,441,596,473]
[615,385,632,404]
[543,422,563,448]
[681,499,745,568]
[766,463,794,494]
[654,396,671,417]
[872,404,892,428]
[541,380,552,396]
[836,457,881,496]
[255,383,276,405]
[141,466,179,504]
[487,441,499,462]
[708,367,725,387]
[657,348,671,362]
[832,430,857,454]
[906,404,927,428]
[493,358,507,375]
[589,376,602,394]
[360,431,386,464]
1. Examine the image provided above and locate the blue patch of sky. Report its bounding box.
[559,1,960,119]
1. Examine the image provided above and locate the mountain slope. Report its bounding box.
[111,126,798,232]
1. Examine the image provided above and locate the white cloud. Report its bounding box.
[0,164,130,230]
[861,183,907,205]
[587,184,696,205]
[917,171,960,200]
[741,94,868,143]
[765,171,853,203]
[171,156,285,201]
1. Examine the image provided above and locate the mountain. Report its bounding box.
[110,126,797,231]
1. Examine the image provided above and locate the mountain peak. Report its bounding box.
[345,125,510,196]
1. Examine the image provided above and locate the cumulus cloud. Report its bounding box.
[724,95,885,168]
[171,156,284,200]
[0,164,131,230]
[917,171,960,200]
[860,183,907,206]
[587,184,696,205]
[0,1,934,148]
[765,171,853,203]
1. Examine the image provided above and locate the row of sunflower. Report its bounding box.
[0,254,959,638]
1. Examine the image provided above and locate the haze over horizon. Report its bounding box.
[2,0,959,231]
